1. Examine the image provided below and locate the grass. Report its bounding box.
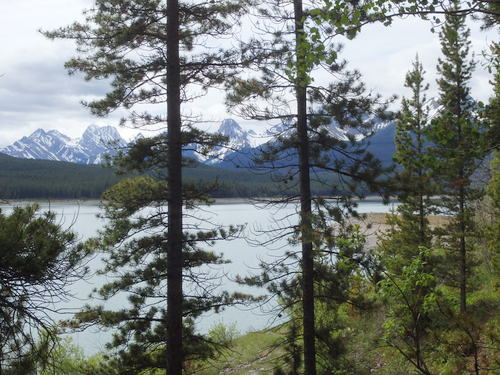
[193,325,286,375]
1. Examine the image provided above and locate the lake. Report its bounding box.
[0,199,397,355]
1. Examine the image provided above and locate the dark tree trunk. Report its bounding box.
[459,186,467,313]
[166,0,184,374]
[417,124,426,247]
[457,102,466,314]
[294,1,316,374]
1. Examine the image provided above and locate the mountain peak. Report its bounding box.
[86,124,99,131]
[217,118,248,140]
[219,118,242,132]
[82,124,119,137]
[217,119,252,142]
[30,128,47,137]
[80,125,125,147]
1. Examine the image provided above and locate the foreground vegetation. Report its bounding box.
[1,174,498,374]
[3,178,497,374]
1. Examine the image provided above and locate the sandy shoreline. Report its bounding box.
[356,212,450,249]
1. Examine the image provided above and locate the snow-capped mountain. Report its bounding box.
[328,114,395,142]
[208,119,257,162]
[2,120,259,166]
[218,119,257,148]
[185,118,260,164]
[1,112,408,168]
[426,97,441,119]
[78,125,128,164]
[1,125,127,164]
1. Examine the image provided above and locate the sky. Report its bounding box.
[0,0,496,148]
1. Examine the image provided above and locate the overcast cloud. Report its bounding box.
[0,0,496,148]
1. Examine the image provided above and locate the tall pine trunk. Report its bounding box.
[456,80,467,314]
[457,105,467,313]
[416,116,426,246]
[459,186,467,313]
[166,0,183,373]
[294,1,316,374]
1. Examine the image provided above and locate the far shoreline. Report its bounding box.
[1,195,391,207]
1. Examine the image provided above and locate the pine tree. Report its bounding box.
[378,247,445,375]
[379,56,436,274]
[426,4,487,314]
[45,1,252,373]
[375,57,441,373]
[377,19,498,373]
[395,56,434,243]
[0,205,86,372]
[227,2,393,373]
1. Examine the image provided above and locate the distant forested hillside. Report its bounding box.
[0,153,365,199]
[0,153,122,199]
[0,154,279,199]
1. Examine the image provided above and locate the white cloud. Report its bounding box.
[0,1,496,148]
[340,17,495,104]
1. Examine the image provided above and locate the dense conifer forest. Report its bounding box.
[0,153,122,199]
[0,152,274,199]
[0,153,355,199]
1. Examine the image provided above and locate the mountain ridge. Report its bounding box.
[1,125,128,165]
[2,116,399,167]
